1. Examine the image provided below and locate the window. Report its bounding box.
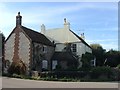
[90,59,96,67]
[42,60,48,69]
[71,44,77,52]
[52,60,58,70]
[43,46,47,53]
[5,60,10,68]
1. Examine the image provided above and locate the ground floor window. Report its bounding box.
[42,60,48,69]
[5,60,10,68]
[52,60,58,70]
[90,58,96,67]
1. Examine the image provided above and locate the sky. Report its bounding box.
[0,2,118,51]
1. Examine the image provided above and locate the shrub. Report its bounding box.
[12,74,24,79]
[90,66,112,79]
[111,68,120,81]
[81,52,94,68]
[8,60,26,75]
[39,71,89,79]
[78,67,91,72]
[117,64,120,69]
[55,65,62,70]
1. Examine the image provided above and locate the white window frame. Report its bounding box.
[71,44,77,52]
[43,46,47,53]
[52,60,58,70]
[42,60,48,69]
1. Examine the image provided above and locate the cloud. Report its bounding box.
[0,2,117,26]
[0,3,16,36]
[101,43,118,51]
[21,2,118,26]
[86,27,118,31]
[0,2,118,51]
[86,39,118,51]
[87,39,117,43]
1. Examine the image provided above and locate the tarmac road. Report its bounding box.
[2,77,119,88]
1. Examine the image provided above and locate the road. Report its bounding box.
[2,77,119,88]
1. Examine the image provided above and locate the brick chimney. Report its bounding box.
[16,12,22,26]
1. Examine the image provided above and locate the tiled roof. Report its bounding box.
[52,52,79,69]
[52,52,77,61]
[21,26,54,46]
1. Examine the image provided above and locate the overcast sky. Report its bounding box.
[0,2,118,51]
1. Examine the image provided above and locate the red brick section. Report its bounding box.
[12,26,20,62]
[28,43,32,72]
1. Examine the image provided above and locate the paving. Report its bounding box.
[1,77,119,88]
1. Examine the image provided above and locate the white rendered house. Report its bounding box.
[41,18,92,68]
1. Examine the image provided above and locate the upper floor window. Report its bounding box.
[43,46,47,53]
[71,44,77,52]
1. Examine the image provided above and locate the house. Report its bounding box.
[4,12,92,75]
[41,18,92,69]
[4,12,55,74]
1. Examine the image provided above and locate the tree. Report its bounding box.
[105,49,120,67]
[90,44,106,66]
[81,52,94,68]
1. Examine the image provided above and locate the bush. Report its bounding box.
[90,66,112,79]
[39,71,89,79]
[117,64,120,69]
[8,60,26,75]
[55,65,62,70]
[111,68,120,81]
[78,67,91,72]
[12,74,24,79]
[81,52,94,68]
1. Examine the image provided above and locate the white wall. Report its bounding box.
[55,42,92,56]
[77,42,92,56]
[45,28,92,55]
[5,33,15,63]
[19,32,30,67]
[45,27,92,57]
[45,28,80,43]
[86,46,92,53]
[55,43,66,51]
[76,42,85,56]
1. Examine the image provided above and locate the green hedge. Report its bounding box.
[40,71,90,79]
[90,66,112,79]
[117,64,120,69]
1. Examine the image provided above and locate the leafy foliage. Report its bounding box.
[90,44,106,66]
[8,60,26,75]
[90,66,112,79]
[81,52,94,68]
[117,64,120,69]
[105,49,120,67]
